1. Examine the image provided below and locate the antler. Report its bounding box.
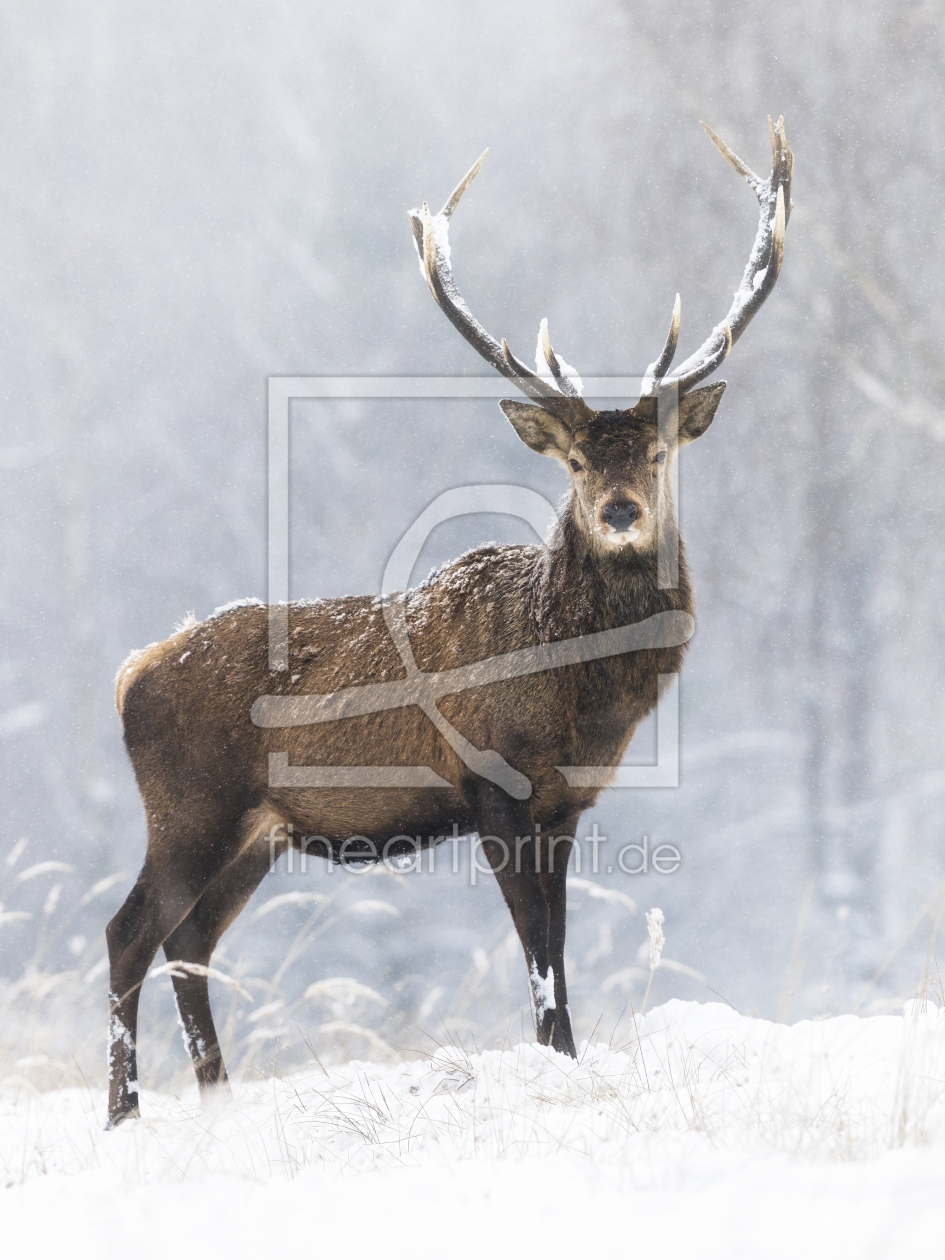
[409,154,593,428]
[411,120,791,415]
[644,116,793,396]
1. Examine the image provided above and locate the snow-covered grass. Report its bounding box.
[4,999,945,1256]
[0,862,697,1098]
[5,858,945,1253]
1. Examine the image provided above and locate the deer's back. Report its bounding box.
[117,543,662,839]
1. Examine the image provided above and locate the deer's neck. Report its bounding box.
[535,497,692,638]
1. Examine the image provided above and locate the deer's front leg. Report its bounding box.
[475,783,576,1058]
[539,825,578,1058]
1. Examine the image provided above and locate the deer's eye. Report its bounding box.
[569,459,583,472]
[655,451,667,464]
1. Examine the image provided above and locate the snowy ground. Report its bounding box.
[4,999,945,1257]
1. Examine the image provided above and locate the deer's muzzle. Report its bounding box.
[602,501,640,532]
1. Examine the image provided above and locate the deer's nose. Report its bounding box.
[602,501,640,532]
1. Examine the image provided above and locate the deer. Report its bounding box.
[105,118,792,1128]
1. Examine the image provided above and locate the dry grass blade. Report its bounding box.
[150,961,255,1002]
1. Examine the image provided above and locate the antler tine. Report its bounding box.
[771,115,793,224]
[539,318,581,399]
[701,121,764,189]
[641,293,681,394]
[503,337,540,380]
[663,118,793,396]
[439,149,489,219]
[408,157,592,424]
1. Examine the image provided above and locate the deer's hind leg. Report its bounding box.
[105,799,252,1129]
[161,827,279,1093]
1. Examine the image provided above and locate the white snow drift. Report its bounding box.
[4,999,945,1257]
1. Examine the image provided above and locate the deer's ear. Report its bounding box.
[677,382,726,445]
[499,400,572,459]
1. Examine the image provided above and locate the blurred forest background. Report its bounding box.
[2,0,945,1088]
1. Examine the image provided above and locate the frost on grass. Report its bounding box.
[6,1000,945,1187]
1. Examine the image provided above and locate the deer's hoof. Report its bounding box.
[104,1102,140,1131]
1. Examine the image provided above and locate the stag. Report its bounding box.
[105,118,792,1127]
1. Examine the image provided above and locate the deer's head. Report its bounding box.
[498,388,724,555]
[409,119,792,557]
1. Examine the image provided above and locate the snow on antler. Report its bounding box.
[644,117,793,396]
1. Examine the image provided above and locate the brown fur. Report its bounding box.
[104,114,792,1128]
[114,612,196,719]
[105,388,726,1128]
